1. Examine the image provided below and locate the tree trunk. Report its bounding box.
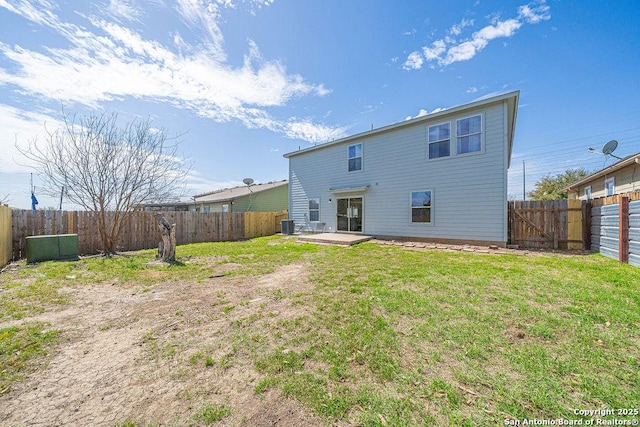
[156,214,176,262]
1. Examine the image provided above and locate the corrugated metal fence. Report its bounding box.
[590,191,640,267]
[10,209,286,260]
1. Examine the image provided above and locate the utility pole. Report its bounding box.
[59,186,64,211]
[522,160,526,201]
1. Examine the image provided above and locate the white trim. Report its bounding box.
[427,121,451,160]
[604,177,615,196]
[455,114,484,156]
[308,197,320,222]
[348,142,364,173]
[336,196,364,233]
[502,102,508,242]
[409,189,433,226]
[426,112,486,162]
[329,185,370,194]
[284,91,519,158]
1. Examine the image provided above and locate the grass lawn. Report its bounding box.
[1,235,639,426]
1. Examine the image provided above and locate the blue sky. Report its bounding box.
[1,0,639,209]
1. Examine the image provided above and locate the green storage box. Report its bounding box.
[26,234,79,263]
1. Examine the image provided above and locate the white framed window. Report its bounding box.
[584,186,592,200]
[203,205,210,212]
[456,115,482,154]
[410,190,432,223]
[348,143,362,172]
[308,198,320,222]
[221,204,229,213]
[428,122,450,159]
[605,178,615,196]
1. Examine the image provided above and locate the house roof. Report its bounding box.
[193,180,288,203]
[283,91,520,166]
[563,152,640,191]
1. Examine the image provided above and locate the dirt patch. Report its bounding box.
[0,263,323,427]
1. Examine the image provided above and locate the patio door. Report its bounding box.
[337,197,363,232]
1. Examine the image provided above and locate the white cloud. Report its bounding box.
[422,39,446,61]
[404,0,550,69]
[0,104,65,173]
[283,119,348,144]
[466,86,478,93]
[0,0,340,143]
[403,51,424,70]
[185,172,244,197]
[449,18,474,36]
[518,0,551,24]
[107,0,141,21]
[405,107,446,120]
[442,18,522,65]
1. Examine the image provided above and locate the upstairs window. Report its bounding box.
[456,115,482,154]
[348,143,362,172]
[309,198,320,222]
[410,190,432,223]
[605,178,615,196]
[428,123,450,159]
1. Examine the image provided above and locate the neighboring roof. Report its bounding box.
[143,202,191,207]
[563,152,640,191]
[283,91,520,166]
[193,180,288,203]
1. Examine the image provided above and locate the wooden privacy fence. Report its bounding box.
[10,209,288,260]
[244,210,288,238]
[0,205,11,267]
[589,191,640,267]
[508,200,585,250]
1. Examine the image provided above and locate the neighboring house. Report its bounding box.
[140,202,191,212]
[564,153,640,200]
[191,180,288,213]
[283,91,519,247]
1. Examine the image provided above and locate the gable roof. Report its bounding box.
[563,152,640,191]
[193,180,288,203]
[283,91,519,166]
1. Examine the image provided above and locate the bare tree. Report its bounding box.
[17,110,190,255]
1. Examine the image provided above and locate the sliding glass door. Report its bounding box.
[336,197,363,232]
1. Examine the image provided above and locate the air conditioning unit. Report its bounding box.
[281,219,295,235]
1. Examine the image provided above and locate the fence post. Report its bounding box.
[567,199,583,250]
[619,196,629,264]
[0,205,11,266]
[553,207,559,249]
[583,201,592,251]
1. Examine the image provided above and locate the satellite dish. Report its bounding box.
[602,140,618,155]
[243,178,254,186]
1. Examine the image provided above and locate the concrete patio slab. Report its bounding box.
[297,233,373,246]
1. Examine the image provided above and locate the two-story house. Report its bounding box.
[283,91,519,247]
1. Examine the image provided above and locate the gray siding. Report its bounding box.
[288,101,509,243]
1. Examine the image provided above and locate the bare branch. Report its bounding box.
[15,110,192,254]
